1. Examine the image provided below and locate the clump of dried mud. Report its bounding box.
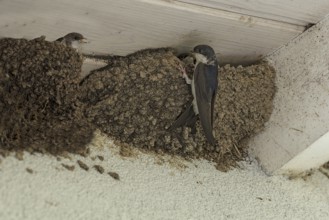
[79,48,276,169]
[0,37,94,156]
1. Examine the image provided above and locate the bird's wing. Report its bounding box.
[194,63,216,145]
[169,102,196,130]
[55,37,64,42]
[211,87,217,127]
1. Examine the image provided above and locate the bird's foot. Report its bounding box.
[175,60,191,85]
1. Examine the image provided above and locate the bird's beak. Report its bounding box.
[80,38,89,43]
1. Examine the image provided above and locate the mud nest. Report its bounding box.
[0,37,94,156]
[0,37,276,169]
[79,48,276,169]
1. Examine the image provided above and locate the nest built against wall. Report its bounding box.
[0,37,276,169]
[0,37,93,156]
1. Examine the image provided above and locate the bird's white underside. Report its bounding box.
[191,52,209,115]
[182,52,213,115]
[71,40,80,49]
[192,74,199,114]
[194,53,209,65]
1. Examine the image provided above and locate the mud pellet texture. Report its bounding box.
[0,37,94,156]
[79,48,276,169]
[79,48,191,151]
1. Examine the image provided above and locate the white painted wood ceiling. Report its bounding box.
[1,0,329,64]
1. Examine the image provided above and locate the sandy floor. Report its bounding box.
[0,133,329,220]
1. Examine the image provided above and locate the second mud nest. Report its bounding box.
[0,37,93,156]
[79,48,276,168]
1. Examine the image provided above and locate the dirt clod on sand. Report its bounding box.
[93,165,105,174]
[79,48,276,170]
[26,168,34,174]
[108,171,120,180]
[97,155,104,161]
[77,160,89,171]
[0,37,94,156]
[62,164,75,171]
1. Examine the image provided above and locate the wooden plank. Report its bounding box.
[249,16,329,175]
[179,0,329,26]
[0,0,304,64]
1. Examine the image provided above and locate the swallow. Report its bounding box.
[171,45,218,145]
[55,32,88,49]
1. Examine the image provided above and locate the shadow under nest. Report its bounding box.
[0,37,276,170]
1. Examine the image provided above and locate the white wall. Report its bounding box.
[1,134,329,219]
[250,15,329,174]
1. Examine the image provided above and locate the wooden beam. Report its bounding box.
[179,0,329,26]
[0,0,305,64]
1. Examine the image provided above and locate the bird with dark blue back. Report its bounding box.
[171,45,218,145]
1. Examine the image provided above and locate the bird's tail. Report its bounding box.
[199,119,217,145]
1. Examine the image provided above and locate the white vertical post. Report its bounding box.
[250,15,329,175]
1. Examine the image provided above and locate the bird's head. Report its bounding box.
[62,32,89,48]
[192,45,217,65]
